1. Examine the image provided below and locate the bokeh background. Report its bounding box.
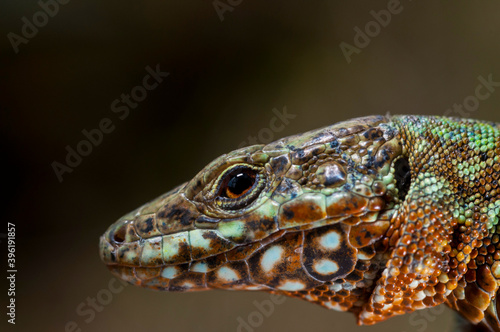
[3,1,500,331]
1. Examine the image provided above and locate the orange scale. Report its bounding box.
[415,283,426,292]
[401,234,412,245]
[401,275,413,285]
[342,216,362,226]
[367,197,385,211]
[425,244,436,253]
[318,295,330,302]
[401,297,412,307]
[402,257,412,268]
[406,223,415,233]
[391,257,403,268]
[385,225,395,238]
[387,276,397,284]
[413,250,424,260]
[389,231,400,247]
[477,266,497,293]
[422,297,435,307]
[427,276,439,285]
[226,241,262,261]
[385,291,395,298]
[486,255,494,265]
[408,212,418,222]
[435,283,447,294]
[383,298,394,305]
[407,243,417,255]
[448,270,460,281]
[424,256,437,267]
[394,216,402,228]
[332,295,342,302]
[446,279,458,290]
[417,239,427,249]
[415,220,424,230]
[466,269,478,284]
[458,262,468,275]
[395,279,405,288]
[395,247,407,257]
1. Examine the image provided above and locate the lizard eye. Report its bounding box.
[223,170,255,198]
[394,157,411,200]
[214,165,266,210]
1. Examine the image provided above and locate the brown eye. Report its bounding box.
[223,170,256,198]
[214,165,265,210]
[220,167,257,198]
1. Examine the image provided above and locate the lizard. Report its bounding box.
[99,115,500,331]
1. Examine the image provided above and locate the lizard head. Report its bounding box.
[100,115,500,327]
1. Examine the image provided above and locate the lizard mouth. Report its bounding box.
[102,238,273,292]
[100,204,398,292]
[100,225,282,292]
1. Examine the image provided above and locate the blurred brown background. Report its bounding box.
[2,1,500,331]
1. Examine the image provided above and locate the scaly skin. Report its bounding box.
[100,115,500,330]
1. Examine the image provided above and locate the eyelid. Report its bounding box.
[209,164,266,211]
[213,164,261,197]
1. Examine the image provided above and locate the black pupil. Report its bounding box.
[394,157,411,200]
[227,172,254,196]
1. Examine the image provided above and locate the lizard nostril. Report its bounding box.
[112,224,127,243]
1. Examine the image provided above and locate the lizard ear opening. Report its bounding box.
[394,157,411,200]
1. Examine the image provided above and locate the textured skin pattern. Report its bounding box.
[100,115,500,330]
